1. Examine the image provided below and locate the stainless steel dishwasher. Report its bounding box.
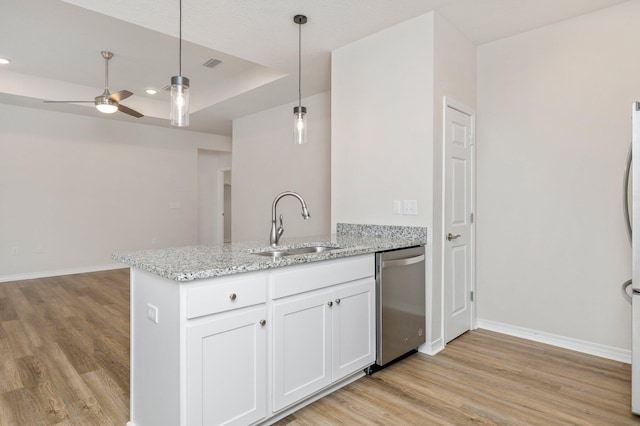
[372,245,426,370]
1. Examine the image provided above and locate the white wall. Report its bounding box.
[331,12,476,351]
[0,104,231,280]
[231,91,331,243]
[331,13,435,229]
[197,149,232,245]
[477,1,640,351]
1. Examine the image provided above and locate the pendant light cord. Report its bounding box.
[298,20,301,109]
[179,0,182,76]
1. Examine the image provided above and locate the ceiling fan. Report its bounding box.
[44,51,143,118]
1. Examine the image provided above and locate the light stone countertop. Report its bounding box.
[112,224,427,282]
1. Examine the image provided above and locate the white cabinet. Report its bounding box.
[187,307,267,426]
[273,292,332,410]
[272,276,375,412]
[331,280,375,381]
[129,255,374,426]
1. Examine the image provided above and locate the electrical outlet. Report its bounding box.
[147,304,159,323]
[152,237,158,245]
[403,200,418,215]
[393,200,402,215]
[10,247,18,256]
[36,246,44,254]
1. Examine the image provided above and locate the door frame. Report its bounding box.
[216,168,231,244]
[441,96,477,343]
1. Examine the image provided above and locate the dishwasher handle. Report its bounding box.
[381,254,425,269]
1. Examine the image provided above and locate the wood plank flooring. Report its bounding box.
[276,331,640,426]
[1,268,639,425]
[0,269,130,425]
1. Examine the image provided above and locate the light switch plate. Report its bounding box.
[147,304,159,323]
[403,200,418,215]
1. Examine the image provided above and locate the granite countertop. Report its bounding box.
[112,224,427,282]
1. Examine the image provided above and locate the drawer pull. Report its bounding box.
[259,319,266,326]
[229,293,237,301]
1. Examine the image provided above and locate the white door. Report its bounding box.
[443,101,474,343]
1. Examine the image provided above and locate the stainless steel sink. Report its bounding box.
[252,244,340,258]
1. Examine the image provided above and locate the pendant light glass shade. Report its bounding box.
[170,0,189,127]
[170,75,190,127]
[293,106,307,145]
[293,15,307,144]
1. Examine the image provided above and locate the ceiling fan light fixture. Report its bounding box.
[43,51,143,118]
[95,96,118,114]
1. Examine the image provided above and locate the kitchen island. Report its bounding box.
[113,224,426,426]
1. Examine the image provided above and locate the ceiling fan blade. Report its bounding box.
[118,104,144,118]
[110,90,133,102]
[44,100,94,103]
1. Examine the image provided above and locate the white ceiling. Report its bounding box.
[0,0,630,136]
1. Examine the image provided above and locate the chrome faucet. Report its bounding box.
[270,191,310,247]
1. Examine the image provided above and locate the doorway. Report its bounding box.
[442,98,476,343]
[197,150,231,245]
[223,171,232,243]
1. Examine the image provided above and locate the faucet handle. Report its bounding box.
[277,214,285,241]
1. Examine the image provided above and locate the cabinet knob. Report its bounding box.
[327,301,333,307]
[229,293,237,301]
[259,319,266,326]
[335,299,341,304]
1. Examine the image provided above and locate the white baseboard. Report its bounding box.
[418,337,445,356]
[477,318,631,364]
[0,263,128,283]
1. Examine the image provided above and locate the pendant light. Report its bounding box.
[293,14,307,145]
[170,0,189,127]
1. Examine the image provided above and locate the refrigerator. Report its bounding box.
[632,101,640,414]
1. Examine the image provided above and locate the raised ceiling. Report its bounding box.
[0,0,630,135]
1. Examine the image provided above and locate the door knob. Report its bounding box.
[447,233,461,241]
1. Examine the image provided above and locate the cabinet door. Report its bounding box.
[187,307,267,426]
[332,279,376,381]
[272,291,332,412]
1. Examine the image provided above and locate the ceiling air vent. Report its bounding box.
[203,58,222,68]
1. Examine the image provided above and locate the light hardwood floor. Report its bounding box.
[0,269,130,425]
[1,269,639,425]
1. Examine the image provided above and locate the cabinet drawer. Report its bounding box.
[187,274,267,319]
[272,254,374,299]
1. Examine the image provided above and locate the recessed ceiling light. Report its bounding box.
[0,58,11,65]
[145,88,158,95]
